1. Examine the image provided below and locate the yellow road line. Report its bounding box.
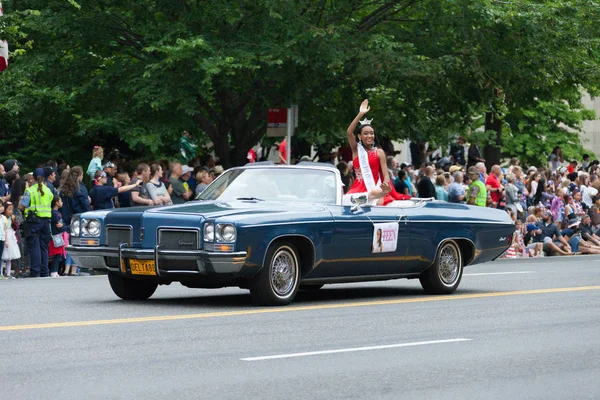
[1,285,599,332]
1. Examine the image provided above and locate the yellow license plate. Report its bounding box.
[128,259,156,276]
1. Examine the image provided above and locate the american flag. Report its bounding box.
[0,1,7,72]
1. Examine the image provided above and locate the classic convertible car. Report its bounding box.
[66,163,514,306]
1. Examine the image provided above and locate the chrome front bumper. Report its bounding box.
[66,245,247,276]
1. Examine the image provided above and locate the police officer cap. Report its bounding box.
[33,168,45,180]
[43,166,56,178]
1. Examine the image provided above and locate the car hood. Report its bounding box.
[143,200,329,220]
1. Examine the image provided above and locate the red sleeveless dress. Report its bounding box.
[347,148,411,205]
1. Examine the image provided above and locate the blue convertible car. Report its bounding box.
[67,163,514,305]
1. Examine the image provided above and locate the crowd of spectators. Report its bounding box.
[0,138,596,278]
[0,146,223,278]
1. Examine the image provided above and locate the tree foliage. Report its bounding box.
[1,0,600,169]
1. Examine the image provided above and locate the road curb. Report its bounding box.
[495,254,599,263]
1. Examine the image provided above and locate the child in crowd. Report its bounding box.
[63,253,79,276]
[525,214,544,257]
[502,210,519,258]
[86,145,104,182]
[1,202,21,278]
[513,220,526,257]
[563,194,572,214]
[49,197,69,278]
[10,178,29,278]
[551,187,566,229]
[542,181,555,209]
[572,190,585,217]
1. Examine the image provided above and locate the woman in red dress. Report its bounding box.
[345,99,411,205]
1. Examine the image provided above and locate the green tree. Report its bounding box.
[1,0,600,170]
[402,0,600,165]
[1,0,429,167]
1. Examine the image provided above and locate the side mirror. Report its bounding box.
[350,194,368,211]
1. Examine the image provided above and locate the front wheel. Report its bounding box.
[108,272,158,300]
[419,240,463,294]
[249,243,300,306]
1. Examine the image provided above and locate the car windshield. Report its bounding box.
[197,167,338,204]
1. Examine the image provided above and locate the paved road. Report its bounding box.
[1,256,599,399]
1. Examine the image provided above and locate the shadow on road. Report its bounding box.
[295,285,489,303]
[84,284,491,309]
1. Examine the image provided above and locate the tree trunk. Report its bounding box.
[229,107,268,167]
[194,86,274,169]
[196,122,268,169]
[484,111,502,167]
[213,133,231,169]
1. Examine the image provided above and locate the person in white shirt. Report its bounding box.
[578,172,597,209]
[549,146,564,172]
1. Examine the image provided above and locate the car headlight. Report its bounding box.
[71,219,81,236]
[204,223,215,242]
[216,224,236,242]
[81,219,101,237]
[87,220,101,237]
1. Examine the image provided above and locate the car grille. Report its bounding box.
[158,229,200,250]
[105,226,132,267]
[106,226,132,247]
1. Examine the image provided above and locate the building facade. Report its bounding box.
[582,94,600,157]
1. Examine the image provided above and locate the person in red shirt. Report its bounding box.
[278,139,290,164]
[486,165,504,207]
[567,160,577,173]
[247,148,257,163]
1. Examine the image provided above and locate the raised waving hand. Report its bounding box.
[347,99,370,153]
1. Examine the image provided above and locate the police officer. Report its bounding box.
[467,166,487,206]
[44,166,59,196]
[20,168,54,277]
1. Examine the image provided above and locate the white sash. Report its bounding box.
[357,142,377,193]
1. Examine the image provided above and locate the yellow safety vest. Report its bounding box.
[468,180,487,207]
[24,184,53,218]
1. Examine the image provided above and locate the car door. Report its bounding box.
[314,204,409,279]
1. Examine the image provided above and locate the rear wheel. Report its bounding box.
[249,243,300,306]
[108,272,158,300]
[419,240,463,294]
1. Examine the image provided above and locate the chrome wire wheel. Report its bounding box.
[437,242,461,286]
[269,246,298,298]
[420,240,464,295]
